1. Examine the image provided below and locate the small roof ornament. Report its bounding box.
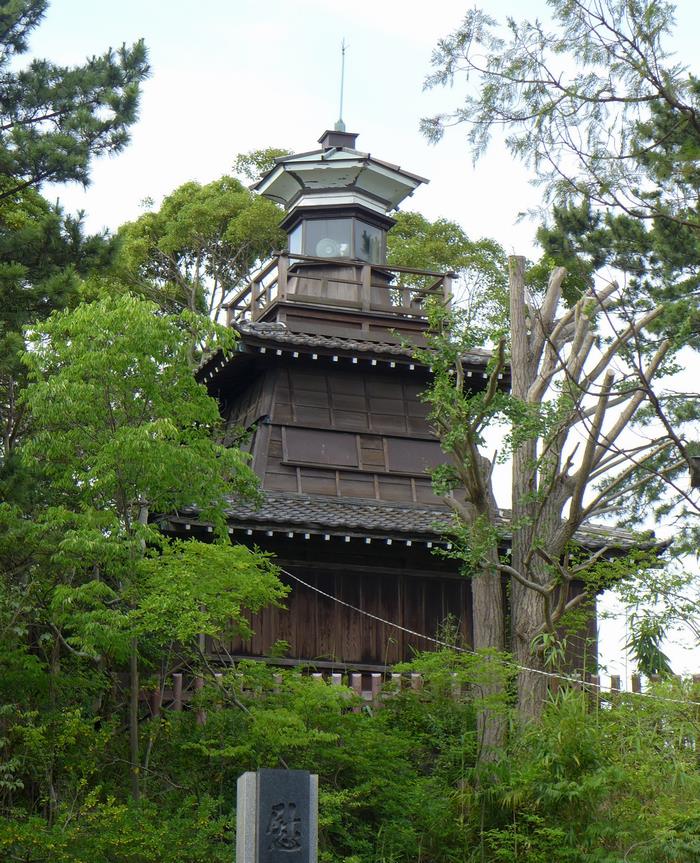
[335,39,348,134]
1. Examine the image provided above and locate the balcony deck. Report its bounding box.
[225,253,455,327]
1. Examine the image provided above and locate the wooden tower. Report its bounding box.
[192,131,603,672]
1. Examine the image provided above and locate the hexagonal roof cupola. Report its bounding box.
[252,130,428,217]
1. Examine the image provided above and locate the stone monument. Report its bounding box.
[236,769,318,863]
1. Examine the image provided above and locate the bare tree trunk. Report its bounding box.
[511,585,548,720]
[509,255,549,721]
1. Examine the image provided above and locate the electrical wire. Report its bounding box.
[279,565,700,708]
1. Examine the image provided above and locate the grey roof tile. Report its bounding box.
[234,321,492,365]
[174,491,651,550]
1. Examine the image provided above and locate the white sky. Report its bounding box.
[27,0,700,681]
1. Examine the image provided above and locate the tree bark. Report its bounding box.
[129,637,140,802]
[509,255,549,721]
[472,544,507,756]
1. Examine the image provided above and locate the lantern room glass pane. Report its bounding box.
[354,220,383,263]
[289,223,302,254]
[305,219,352,258]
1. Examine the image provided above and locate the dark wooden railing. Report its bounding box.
[225,253,455,325]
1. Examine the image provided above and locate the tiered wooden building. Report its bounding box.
[191,129,606,672]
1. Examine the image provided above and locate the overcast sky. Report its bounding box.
[27,0,700,679]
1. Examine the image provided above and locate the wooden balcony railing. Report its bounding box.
[225,253,455,325]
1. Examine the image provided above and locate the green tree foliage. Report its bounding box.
[2,648,700,862]
[116,175,285,321]
[0,0,149,200]
[233,147,292,183]
[421,0,692,222]
[5,294,286,802]
[388,210,508,328]
[420,0,700,342]
[0,0,149,498]
[0,189,115,499]
[421,0,700,634]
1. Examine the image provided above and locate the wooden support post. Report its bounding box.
[195,676,206,726]
[588,674,601,708]
[250,279,259,322]
[391,673,402,691]
[172,673,183,711]
[278,253,288,301]
[370,673,382,705]
[148,689,162,719]
[331,673,342,687]
[350,673,363,713]
[410,673,423,692]
[443,275,454,309]
[360,265,371,312]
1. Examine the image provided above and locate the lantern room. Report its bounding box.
[253,129,427,266]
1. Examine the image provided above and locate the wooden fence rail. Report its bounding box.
[139,669,700,724]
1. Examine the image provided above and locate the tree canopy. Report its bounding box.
[421,0,700,341]
[0,0,149,498]
[0,0,149,201]
[115,175,285,321]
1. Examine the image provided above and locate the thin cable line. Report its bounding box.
[279,566,700,708]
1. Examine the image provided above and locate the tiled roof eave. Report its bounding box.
[173,493,656,551]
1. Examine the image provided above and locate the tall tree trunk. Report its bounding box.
[511,584,549,720]
[128,502,149,802]
[129,637,140,802]
[509,255,548,721]
[472,547,507,756]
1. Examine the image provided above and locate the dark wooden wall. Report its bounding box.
[214,353,597,673]
[226,362,451,506]
[208,539,472,668]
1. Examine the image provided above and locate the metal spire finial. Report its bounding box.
[334,39,347,133]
